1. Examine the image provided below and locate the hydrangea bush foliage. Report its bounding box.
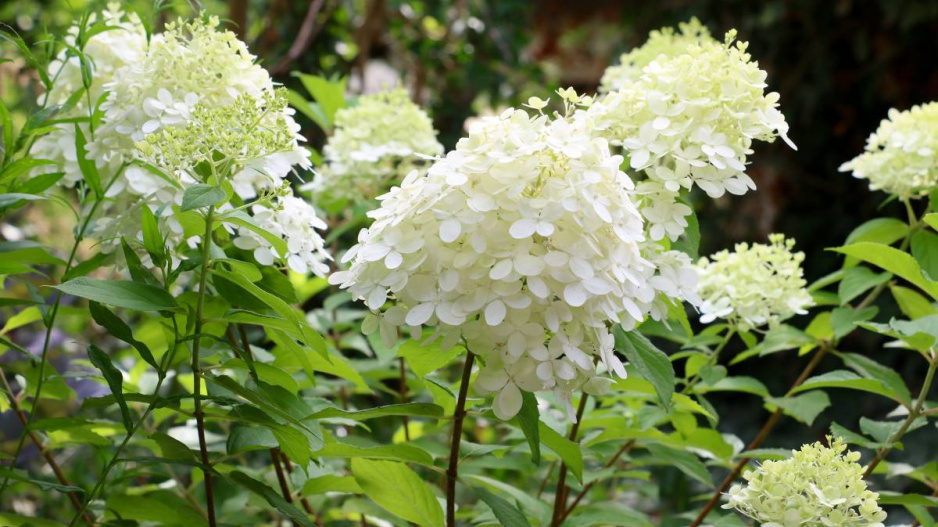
[0,7,936,527]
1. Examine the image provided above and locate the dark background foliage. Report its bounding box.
[2,0,937,516]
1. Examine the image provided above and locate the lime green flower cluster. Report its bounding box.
[599,18,715,93]
[696,234,812,330]
[725,437,887,527]
[308,88,443,205]
[136,90,297,180]
[840,101,938,199]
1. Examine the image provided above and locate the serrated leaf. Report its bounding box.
[890,285,937,319]
[831,242,938,299]
[307,403,443,421]
[830,306,878,339]
[539,422,582,483]
[151,432,195,460]
[912,229,938,280]
[74,124,101,197]
[790,370,899,401]
[302,475,361,495]
[838,267,890,305]
[318,441,434,467]
[87,344,132,432]
[766,391,831,425]
[513,391,540,465]
[615,326,674,406]
[644,443,712,487]
[180,184,226,211]
[55,277,176,311]
[399,339,463,378]
[474,485,532,527]
[352,458,443,527]
[229,471,316,527]
[841,352,912,406]
[140,205,165,267]
[89,302,157,369]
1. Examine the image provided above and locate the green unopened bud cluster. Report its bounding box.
[725,437,887,527]
[136,90,295,179]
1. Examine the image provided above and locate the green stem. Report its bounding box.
[863,350,937,478]
[192,206,218,527]
[0,196,103,497]
[683,327,736,394]
[69,318,184,525]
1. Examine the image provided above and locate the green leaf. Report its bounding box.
[912,229,938,280]
[831,242,938,299]
[0,466,85,494]
[790,370,900,401]
[211,269,327,358]
[399,339,463,378]
[0,158,56,185]
[474,485,532,527]
[841,352,912,406]
[830,422,887,450]
[87,344,132,432]
[308,403,443,421]
[351,458,444,527]
[151,432,195,461]
[614,326,674,406]
[319,441,434,467]
[513,391,541,465]
[269,329,368,390]
[877,492,938,507]
[766,390,831,425]
[860,416,928,444]
[56,277,176,311]
[229,471,317,527]
[565,503,654,527]
[830,306,878,339]
[140,205,165,267]
[845,218,908,246]
[924,213,938,232]
[644,443,712,487]
[539,422,583,483]
[302,475,361,495]
[695,376,769,397]
[222,211,288,259]
[838,267,890,305]
[891,285,937,319]
[74,124,101,198]
[180,184,226,211]
[89,302,158,369]
[227,425,278,455]
[294,74,347,131]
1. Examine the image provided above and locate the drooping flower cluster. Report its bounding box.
[584,31,796,242]
[599,18,715,93]
[724,437,887,527]
[695,234,812,330]
[30,4,147,187]
[839,102,938,199]
[306,88,443,205]
[90,15,310,203]
[331,105,699,420]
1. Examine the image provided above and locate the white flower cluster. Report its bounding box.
[725,437,887,527]
[599,18,715,93]
[585,31,796,242]
[91,15,311,204]
[234,194,331,277]
[840,102,938,199]
[331,105,699,420]
[30,4,147,187]
[695,234,812,330]
[306,88,443,205]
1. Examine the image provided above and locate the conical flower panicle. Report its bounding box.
[332,106,698,420]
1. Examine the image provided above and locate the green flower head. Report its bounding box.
[725,437,887,527]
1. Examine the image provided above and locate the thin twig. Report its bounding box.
[863,351,936,478]
[558,440,637,525]
[446,352,475,527]
[550,395,588,526]
[270,449,300,527]
[400,357,410,441]
[690,343,832,527]
[268,0,330,75]
[0,366,95,524]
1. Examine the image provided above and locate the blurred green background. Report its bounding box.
[3,0,937,506]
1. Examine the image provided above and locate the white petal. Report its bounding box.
[493,382,523,420]
[563,284,588,307]
[509,218,537,239]
[484,299,507,326]
[439,218,462,243]
[405,302,435,326]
